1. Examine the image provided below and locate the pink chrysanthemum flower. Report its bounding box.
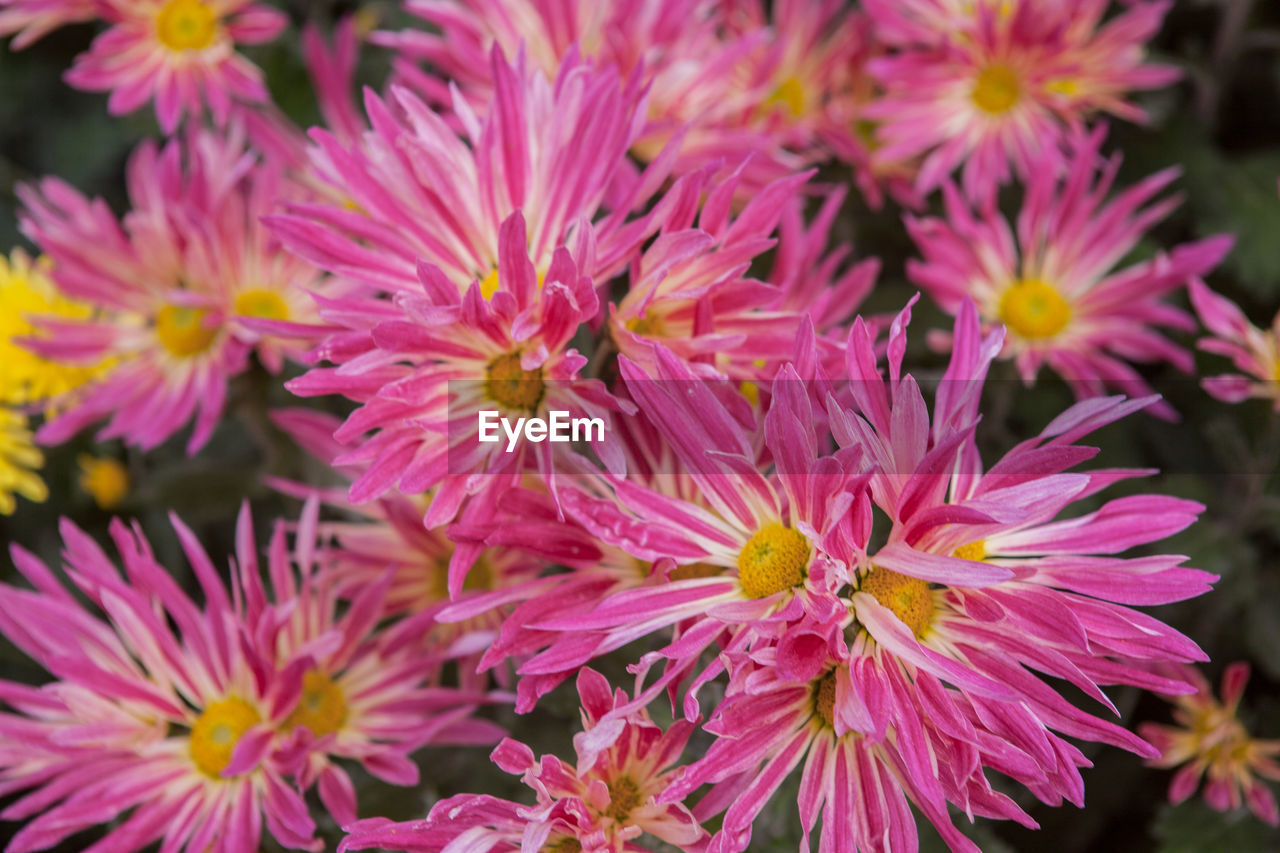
[343,669,705,853]
[0,0,95,49]
[269,50,670,519]
[377,0,851,194]
[665,299,1217,851]
[864,0,1180,200]
[662,647,1025,853]
[1142,662,1280,826]
[18,130,331,454]
[906,131,1232,418]
[0,514,318,852]
[63,0,286,133]
[267,408,544,646]
[520,343,868,718]
[239,499,506,828]
[608,167,870,385]
[1188,279,1280,409]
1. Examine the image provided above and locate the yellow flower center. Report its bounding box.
[972,63,1022,115]
[77,455,129,510]
[428,555,495,600]
[604,775,643,822]
[999,278,1071,340]
[283,670,348,738]
[737,523,810,599]
[952,540,986,562]
[624,314,664,338]
[543,839,583,853]
[156,0,219,52]
[861,567,934,638]
[156,305,218,357]
[765,75,808,118]
[479,269,501,301]
[234,288,290,321]
[814,670,837,729]
[189,697,261,779]
[485,352,544,412]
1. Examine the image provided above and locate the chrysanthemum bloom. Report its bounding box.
[0,0,95,50]
[377,0,840,194]
[266,409,547,658]
[665,300,1217,850]
[608,167,869,384]
[77,453,130,509]
[864,0,1179,200]
[1188,279,1280,409]
[0,408,45,515]
[0,248,105,407]
[520,344,869,718]
[237,499,506,828]
[63,0,287,133]
[662,646,1027,853]
[343,669,705,853]
[1142,663,1280,825]
[906,131,1233,417]
[0,514,319,852]
[19,131,330,454]
[271,50,671,519]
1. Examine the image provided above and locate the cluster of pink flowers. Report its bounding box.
[1,1,1278,851]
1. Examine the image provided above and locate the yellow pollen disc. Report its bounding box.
[999,278,1071,340]
[429,556,495,600]
[624,314,664,337]
[952,540,986,562]
[861,567,934,638]
[156,304,218,357]
[604,775,643,822]
[766,75,808,118]
[234,288,290,321]
[737,523,810,599]
[971,63,1022,115]
[485,352,544,412]
[77,455,129,510]
[668,561,723,582]
[479,269,501,301]
[189,697,261,779]
[739,380,760,406]
[814,670,837,729]
[283,669,348,738]
[156,0,219,52]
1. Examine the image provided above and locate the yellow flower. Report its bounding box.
[78,455,130,510]
[0,249,104,407]
[0,408,47,515]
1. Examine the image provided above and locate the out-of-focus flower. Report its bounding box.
[0,248,105,407]
[865,0,1179,200]
[906,130,1232,418]
[76,453,130,509]
[18,130,331,454]
[0,0,95,49]
[343,669,705,853]
[239,499,507,828]
[1189,279,1280,409]
[1142,663,1280,825]
[0,408,45,515]
[378,0,873,196]
[63,0,287,133]
[0,514,320,852]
